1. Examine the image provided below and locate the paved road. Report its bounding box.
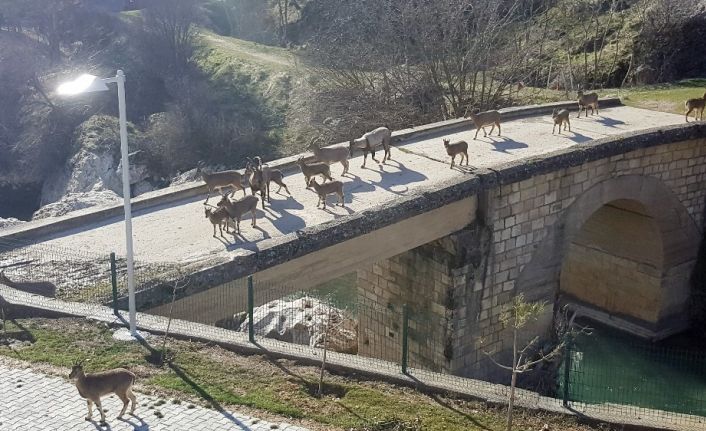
[0,364,309,431]
[25,107,685,263]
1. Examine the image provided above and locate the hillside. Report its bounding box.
[194,30,315,156]
[1,0,705,222]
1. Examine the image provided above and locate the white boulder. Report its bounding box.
[237,296,358,354]
[32,187,121,220]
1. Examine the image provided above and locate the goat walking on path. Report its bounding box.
[443,139,468,168]
[309,178,344,209]
[349,127,392,168]
[552,108,571,134]
[577,91,599,118]
[685,92,706,122]
[467,109,501,140]
[247,156,290,209]
[311,140,350,176]
[197,166,249,204]
[69,363,137,425]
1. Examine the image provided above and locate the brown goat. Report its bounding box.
[685,92,706,122]
[297,157,332,188]
[69,363,137,424]
[577,91,599,118]
[197,166,249,203]
[247,157,291,209]
[205,206,230,237]
[217,194,259,234]
[468,109,501,139]
[552,108,571,134]
[442,138,469,168]
[309,178,344,209]
[349,127,392,168]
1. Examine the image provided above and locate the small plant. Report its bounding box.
[482,295,583,431]
[157,276,190,366]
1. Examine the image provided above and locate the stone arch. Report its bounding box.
[517,175,700,335]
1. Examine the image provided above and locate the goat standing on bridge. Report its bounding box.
[349,126,392,168]
[246,156,290,209]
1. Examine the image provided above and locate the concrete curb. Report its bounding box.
[0,98,622,245]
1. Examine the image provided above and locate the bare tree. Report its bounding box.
[142,0,200,72]
[482,295,587,431]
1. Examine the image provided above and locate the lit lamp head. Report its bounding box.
[56,74,109,96]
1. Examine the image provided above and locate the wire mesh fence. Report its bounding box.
[0,238,184,307]
[2,237,705,428]
[561,329,706,423]
[0,237,113,303]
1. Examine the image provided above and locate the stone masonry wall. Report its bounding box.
[360,138,706,380]
[473,138,706,371]
[358,221,493,375]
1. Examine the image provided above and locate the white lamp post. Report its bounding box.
[57,70,137,336]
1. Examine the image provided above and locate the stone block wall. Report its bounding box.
[359,138,706,380]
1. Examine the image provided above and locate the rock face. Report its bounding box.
[40,149,120,206]
[0,217,24,230]
[35,115,154,220]
[236,297,358,354]
[32,187,121,220]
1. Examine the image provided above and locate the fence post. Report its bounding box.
[563,333,573,407]
[401,304,409,374]
[110,252,118,316]
[247,275,255,343]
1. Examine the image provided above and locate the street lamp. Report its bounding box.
[57,70,137,336]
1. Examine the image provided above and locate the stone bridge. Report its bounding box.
[2,100,705,378]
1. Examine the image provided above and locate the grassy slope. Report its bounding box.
[616,79,706,115]
[194,30,314,156]
[515,78,706,116]
[0,318,600,431]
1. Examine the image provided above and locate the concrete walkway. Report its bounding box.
[0,364,309,431]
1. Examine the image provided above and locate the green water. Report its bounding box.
[561,321,706,416]
[290,272,358,309]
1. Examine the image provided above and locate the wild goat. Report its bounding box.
[0,270,56,298]
[247,157,290,208]
[467,109,501,139]
[442,138,468,168]
[349,127,392,168]
[309,178,344,209]
[69,363,137,424]
[217,194,259,234]
[577,91,599,118]
[196,165,249,203]
[310,139,350,176]
[685,92,706,122]
[205,205,230,237]
[297,157,332,188]
[551,108,571,134]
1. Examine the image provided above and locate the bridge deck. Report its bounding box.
[11,106,686,263]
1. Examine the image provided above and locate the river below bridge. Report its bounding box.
[301,273,706,417]
[562,319,706,417]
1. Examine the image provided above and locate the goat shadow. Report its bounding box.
[124,329,256,430]
[262,195,306,234]
[566,131,592,144]
[117,414,149,430]
[477,136,529,153]
[595,116,626,128]
[367,161,428,196]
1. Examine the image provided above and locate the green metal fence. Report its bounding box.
[560,326,706,421]
[2,237,706,428]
